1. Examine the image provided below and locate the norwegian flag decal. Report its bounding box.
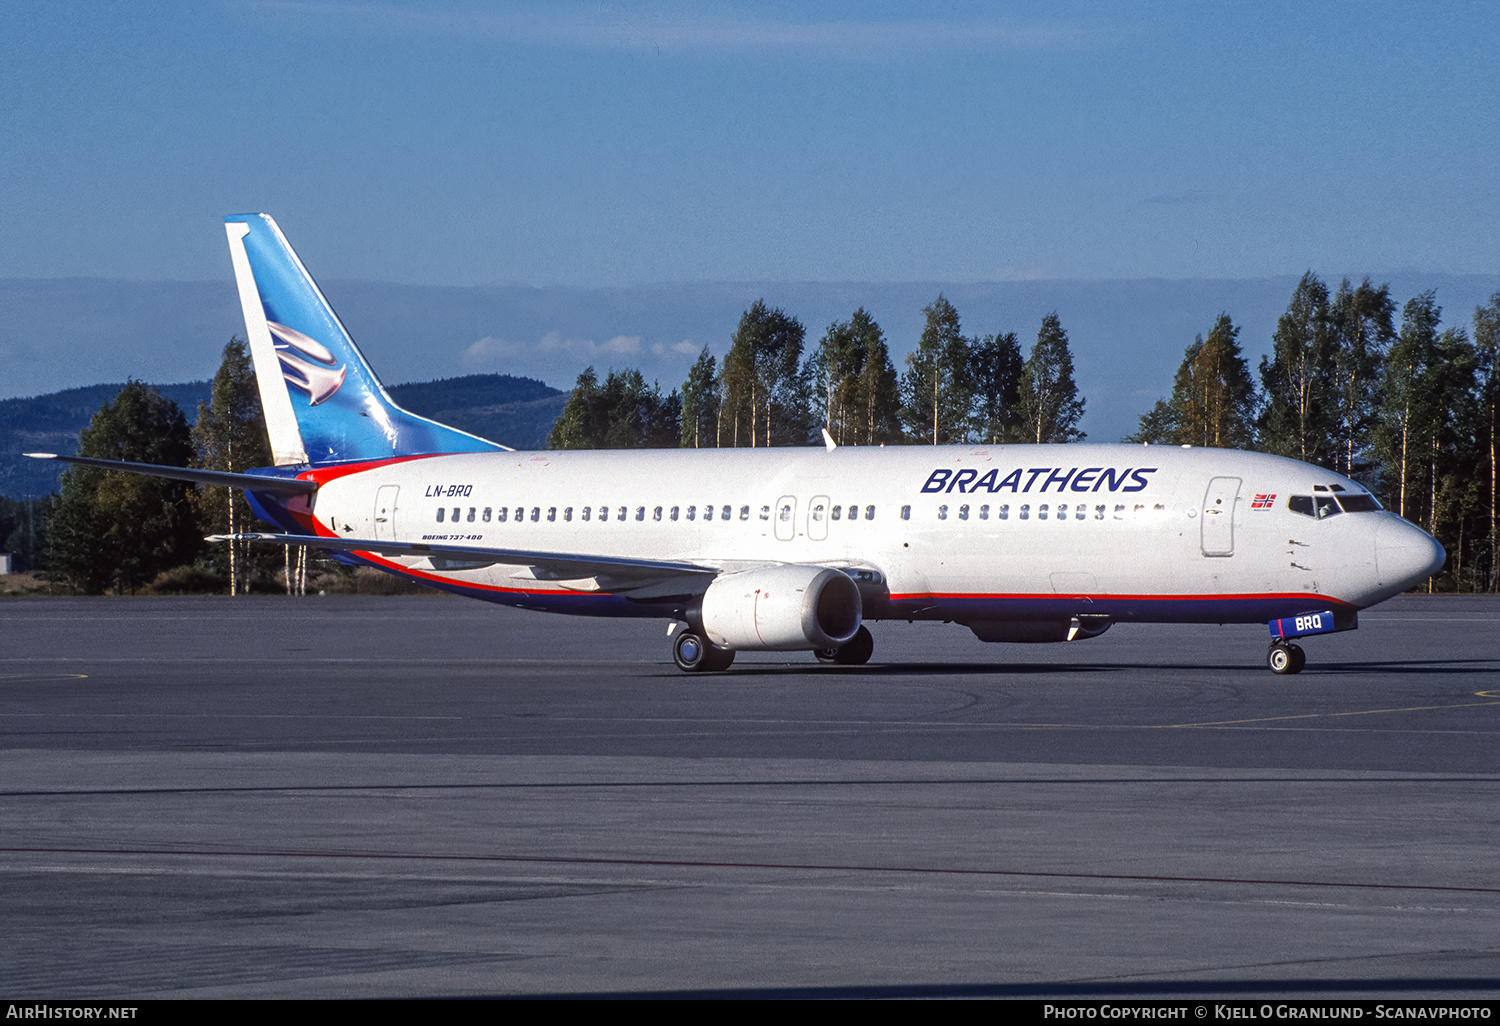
[1251,493,1276,510]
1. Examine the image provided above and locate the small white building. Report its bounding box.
[0,554,12,575]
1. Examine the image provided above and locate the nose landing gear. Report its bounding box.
[1267,641,1306,675]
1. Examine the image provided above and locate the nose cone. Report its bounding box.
[1375,517,1446,590]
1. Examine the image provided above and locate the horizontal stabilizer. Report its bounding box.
[209,532,720,582]
[25,453,317,495]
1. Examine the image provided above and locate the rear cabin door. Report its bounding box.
[374,485,400,542]
[1200,477,1241,557]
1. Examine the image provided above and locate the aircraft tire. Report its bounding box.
[814,625,874,666]
[702,644,736,671]
[673,631,710,671]
[673,630,735,672]
[834,625,874,665]
[1267,642,1305,675]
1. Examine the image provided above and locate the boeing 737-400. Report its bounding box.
[29,214,1447,674]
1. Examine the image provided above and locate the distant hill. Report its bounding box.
[0,373,566,499]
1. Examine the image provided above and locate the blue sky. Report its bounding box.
[4,1,1498,288]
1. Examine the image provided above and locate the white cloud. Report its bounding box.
[462,331,640,369]
[650,339,701,356]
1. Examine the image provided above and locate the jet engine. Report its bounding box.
[700,565,862,651]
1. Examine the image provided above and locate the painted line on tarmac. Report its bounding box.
[4,844,1499,896]
[1152,696,1500,729]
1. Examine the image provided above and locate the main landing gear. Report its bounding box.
[815,625,874,666]
[672,629,735,672]
[1267,641,1306,675]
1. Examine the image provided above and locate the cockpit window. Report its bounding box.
[1288,495,1343,519]
[1336,494,1382,513]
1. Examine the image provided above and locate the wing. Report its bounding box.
[25,453,317,496]
[211,532,719,585]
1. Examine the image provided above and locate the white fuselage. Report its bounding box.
[299,442,1441,628]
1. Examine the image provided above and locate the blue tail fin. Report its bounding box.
[224,213,506,466]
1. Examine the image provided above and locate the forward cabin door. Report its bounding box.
[1200,476,1241,557]
[374,485,400,542]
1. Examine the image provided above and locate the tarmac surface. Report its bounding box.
[2,592,1498,998]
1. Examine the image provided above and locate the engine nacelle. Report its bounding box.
[700,565,862,651]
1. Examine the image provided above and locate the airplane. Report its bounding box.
[29,214,1447,675]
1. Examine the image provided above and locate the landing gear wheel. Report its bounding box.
[814,625,874,666]
[1267,642,1306,675]
[672,631,735,672]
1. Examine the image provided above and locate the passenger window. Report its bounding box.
[599,506,608,522]
[653,506,662,521]
[938,505,948,520]
[580,507,589,521]
[999,504,1009,520]
[780,504,792,521]
[1134,504,1145,517]
[704,504,714,521]
[900,505,911,521]
[548,507,556,522]
[740,505,750,521]
[865,505,875,520]
[498,507,508,522]
[515,507,524,523]
[832,505,842,521]
[635,507,645,521]
[1076,505,1086,520]
[671,506,679,521]
[1020,504,1030,520]
[1038,504,1048,520]
[848,504,858,521]
[467,508,476,522]
[812,503,825,521]
[436,508,445,523]
[958,504,969,520]
[722,505,731,521]
[1153,504,1165,515]
[617,506,626,521]
[1095,505,1104,520]
[1056,503,1067,520]
[979,505,989,520]
[483,507,492,523]
[1114,505,1125,519]
[564,507,572,522]
[687,506,696,521]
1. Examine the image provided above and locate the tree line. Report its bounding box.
[6,278,1496,594]
[548,279,1499,592]
[33,339,313,595]
[548,294,1087,452]
[1123,275,1498,592]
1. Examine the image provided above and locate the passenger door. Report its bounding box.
[1200,477,1240,557]
[374,485,400,542]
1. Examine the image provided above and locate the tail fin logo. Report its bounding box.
[267,321,347,406]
